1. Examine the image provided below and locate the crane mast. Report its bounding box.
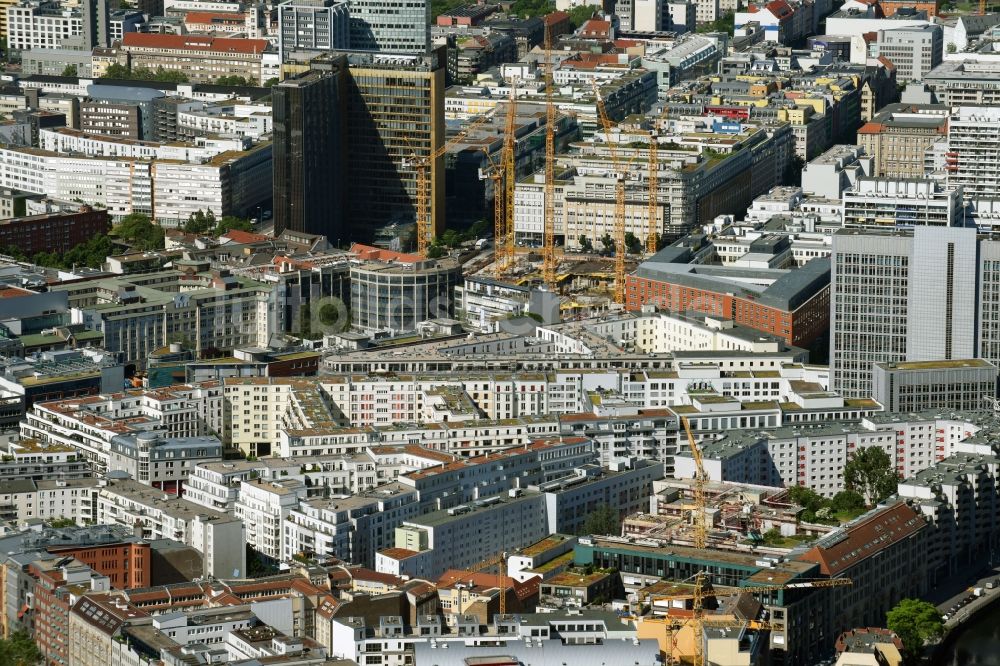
[542,25,557,289]
[592,81,627,305]
[647,130,659,254]
[411,115,490,256]
[503,85,517,273]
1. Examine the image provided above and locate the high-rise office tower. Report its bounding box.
[348,0,430,54]
[342,48,445,240]
[272,49,445,243]
[272,67,345,240]
[830,225,989,398]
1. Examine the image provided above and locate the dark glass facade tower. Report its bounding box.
[272,66,346,240]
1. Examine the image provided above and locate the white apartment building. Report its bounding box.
[283,482,420,566]
[676,409,991,497]
[946,105,1000,199]
[97,478,245,578]
[327,612,658,666]
[21,383,224,474]
[235,478,308,561]
[0,142,271,223]
[39,127,249,162]
[7,0,85,52]
[185,458,303,512]
[177,102,273,140]
[0,478,101,526]
[377,491,552,580]
[108,433,222,491]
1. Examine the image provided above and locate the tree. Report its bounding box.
[440,228,462,248]
[113,213,164,251]
[624,231,642,254]
[215,74,256,87]
[697,11,734,34]
[580,504,620,536]
[947,42,957,54]
[567,3,599,28]
[787,484,831,523]
[104,62,130,79]
[830,489,866,515]
[426,243,446,259]
[215,216,253,236]
[600,233,615,254]
[578,234,593,253]
[886,598,943,659]
[61,64,78,77]
[844,447,898,506]
[264,77,279,87]
[0,630,42,666]
[510,0,555,17]
[184,209,215,234]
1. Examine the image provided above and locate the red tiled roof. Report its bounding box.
[798,502,925,577]
[857,122,884,134]
[222,229,269,244]
[122,33,269,55]
[544,10,570,24]
[580,19,611,33]
[349,242,423,264]
[352,568,405,587]
[0,286,35,299]
[185,11,246,24]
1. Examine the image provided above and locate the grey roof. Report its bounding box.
[634,254,830,311]
[86,84,165,103]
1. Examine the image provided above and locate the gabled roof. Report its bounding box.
[798,502,925,577]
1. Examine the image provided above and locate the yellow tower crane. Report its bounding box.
[681,416,707,549]
[647,129,659,254]
[649,577,853,666]
[542,25,558,290]
[501,83,518,273]
[408,114,491,257]
[592,81,629,305]
[480,85,518,277]
[465,550,510,615]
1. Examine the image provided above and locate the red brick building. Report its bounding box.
[0,207,110,256]
[48,542,151,589]
[625,247,830,348]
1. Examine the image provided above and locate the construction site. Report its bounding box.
[408,26,660,315]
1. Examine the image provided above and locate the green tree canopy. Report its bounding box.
[101,63,188,83]
[214,75,257,87]
[886,598,943,659]
[624,231,642,254]
[112,213,164,251]
[580,504,620,536]
[61,64,78,77]
[214,216,254,236]
[697,11,734,34]
[0,630,42,666]
[184,209,216,234]
[600,233,614,253]
[567,3,599,28]
[578,234,593,252]
[844,447,898,506]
